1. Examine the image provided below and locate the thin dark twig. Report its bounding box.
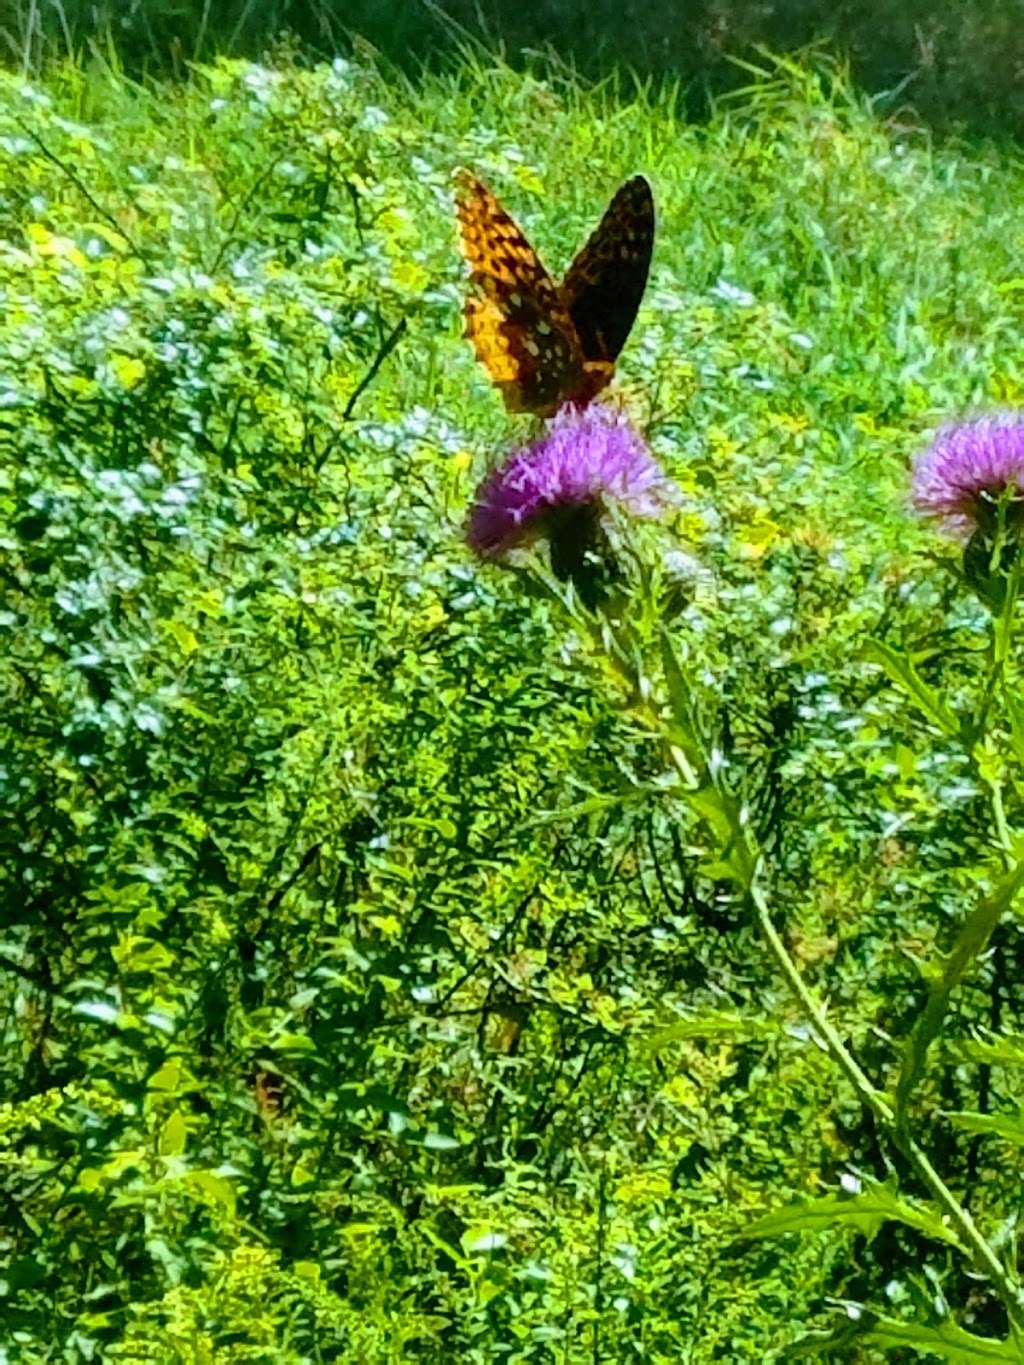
[14,116,148,264]
[643,810,683,916]
[342,318,407,421]
[265,842,322,918]
[433,878,547,1012]
[0,953,57,991]
[209,151,287,274]
[344,178,365,245]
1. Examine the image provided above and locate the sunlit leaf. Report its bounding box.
[109,354,146,389]
[645,1012,777,1050]
[158,1110,189,1157]
[188,1170,237,1216]
[739,1181,963,1250]
[864,1316,1020,1360]
[946,1110,1024,1146]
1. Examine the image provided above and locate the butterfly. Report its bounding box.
[455,171,654,417]
[249,1067,286,1122]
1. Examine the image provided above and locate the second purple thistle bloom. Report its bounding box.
[467,402,675,564]
[912,416,1024,538]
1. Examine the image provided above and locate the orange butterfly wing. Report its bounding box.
[455,172,584,416]
[559,175,655,401]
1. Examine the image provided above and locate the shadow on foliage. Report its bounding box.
[5,0,1024,140]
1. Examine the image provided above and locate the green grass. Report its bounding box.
[7,0,1024,137]
[4,43,1024,1361]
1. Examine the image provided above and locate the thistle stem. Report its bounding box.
[748,875,1024,1330]
[900,1134,1024,1331]
[654,675,1024,1330]
[746,879,890,1122]
[572,587,1024,1330]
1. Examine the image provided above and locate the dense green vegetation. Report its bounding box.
[6,0,1024,136]
[5,38,1024,1360]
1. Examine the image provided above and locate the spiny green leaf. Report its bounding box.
[739,1181,964,1250]
[645,1012,778,1051]
[896,861,1024,1122]
[946,1110,1024,1146]
[787,1312,1020,1362]
[658,629,707,781]
[953,1035,1024,1069]
[864,1316,1020,1361]
[863,639,960,738]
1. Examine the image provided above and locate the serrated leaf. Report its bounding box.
[865,1315,1019,1360]
[645,1012,776,1051]
[274,1031,315,1053]
[739,1181,963,1250]
[946,1110,1024,1145]
[896,861,1024,1121]
[112,934,175,974]
[1005,688,1024,768]
[689,786,737,847]
[689,786,756,887]
[954,1035,1024,1068]
[658,629,706,780]
[147,1058,198,1095]
[863,639,960,738]
[787,1312,1020,1361]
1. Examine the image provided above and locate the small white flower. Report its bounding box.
[712,278,755,307]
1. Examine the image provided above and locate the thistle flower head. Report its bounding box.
[912,416,1024,538]
[467,401,673,562]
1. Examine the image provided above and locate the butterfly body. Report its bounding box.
[455,172,654,416]
[249,1068,286,1122]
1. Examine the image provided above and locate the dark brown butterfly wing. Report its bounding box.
[455,171,585,415]
[559,175,655,367]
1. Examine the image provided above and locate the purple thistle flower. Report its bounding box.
[467,402,674,561]
[912,415,1024,538]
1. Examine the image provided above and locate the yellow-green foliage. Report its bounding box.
[4,48,1024,1361]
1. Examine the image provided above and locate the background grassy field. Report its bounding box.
[4,30,1024,1363]
[6,0,1024,136]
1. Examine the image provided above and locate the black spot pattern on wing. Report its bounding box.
[559,175,655,365]
[455,170,584,415]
